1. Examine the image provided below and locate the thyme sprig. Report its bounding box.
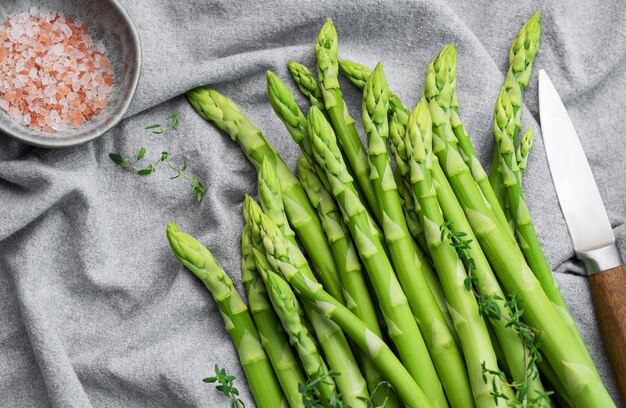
[109,113,207,202]
[203,365,245,408]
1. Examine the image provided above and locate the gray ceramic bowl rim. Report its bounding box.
[0,0,141,148]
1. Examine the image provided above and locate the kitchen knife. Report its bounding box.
[539,69,626,400]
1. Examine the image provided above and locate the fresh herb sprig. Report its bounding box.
[203,365,245,408]
[109,113,207,202]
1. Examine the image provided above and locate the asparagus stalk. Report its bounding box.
[186,87,343,301]
[259,236,433,408]
[252,248,337,404]
[490,13,541,232]
[165,224,287,408]
[247,197,370,407]
[429,91,615,408]
[407,99,514,407]
[363,64,469,408]
[241,224,307,408]
[338,59,370,89]
[315,19,380,220]
[307,105,448,407]
[287,61,327,114]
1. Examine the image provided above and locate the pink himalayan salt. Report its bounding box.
[0,9,113,133]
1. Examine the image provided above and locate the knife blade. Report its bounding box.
[539,69,626,400]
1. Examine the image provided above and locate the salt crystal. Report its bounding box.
[44,86,56,97]
[51,43,63,55]
[59,24,71,38]
[51,121,67,131]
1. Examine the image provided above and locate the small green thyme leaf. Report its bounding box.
[109,153,124,164]
[136,146,146,160]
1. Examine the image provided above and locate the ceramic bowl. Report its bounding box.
[0,0,141,148]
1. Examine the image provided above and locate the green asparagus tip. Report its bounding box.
[494,88,513,138]
[316,18,338,55]
[363,63,389,134]
[266,70,278,83]
[258,157,281,205]
[338,59,371,89]
[165,223,212,281]
[242,194,256,224]
[251,247,270,281]
[406,98,431,161]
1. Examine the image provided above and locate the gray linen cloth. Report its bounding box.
[0,0,624,406]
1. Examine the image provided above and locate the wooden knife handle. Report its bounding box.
[589,264,626,401]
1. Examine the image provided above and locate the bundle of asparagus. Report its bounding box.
[169,12,615,408]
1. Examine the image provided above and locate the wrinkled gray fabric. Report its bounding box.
[0,0,624,406]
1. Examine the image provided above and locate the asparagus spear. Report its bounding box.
[489,12,541,231]
[287,60,327,114]
[429,87,615,408]
[241,224,307,407]
[307,105,448,407]
[338,59,370,89]
[363,63,469,408]
[186,88,343,301]
[165,224,287,408]
[247,197,370,407]
[252,248,337,405]
[494,88,565,308]
[315,19,380,220]
[407,98,515,407]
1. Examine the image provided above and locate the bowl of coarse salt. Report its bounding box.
[0,0,140,147]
